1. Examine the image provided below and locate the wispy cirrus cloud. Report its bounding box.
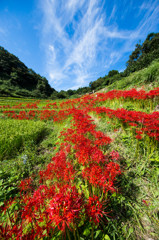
[38,0,159,90]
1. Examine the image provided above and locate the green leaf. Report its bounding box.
[127,227,134,238]
[94,230,102,238]
[83,228,91,237]
[0,179,3,185]
[103,235,110,240]
[150,158,159,162]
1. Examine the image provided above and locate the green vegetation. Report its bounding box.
[0,115,70,208]
[1,32,159,99]
[0,88,159,239]
[0,46,56,98]
[125,32,159,75]
[88,32,159,93]
[100,58,159,92]
[0,119,47,160]
[95,116,159,239]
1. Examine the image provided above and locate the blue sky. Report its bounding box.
[0,0,159,91]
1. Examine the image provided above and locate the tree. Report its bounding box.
[67,89,75,96]
[108,70,119,77]
[57,90,68,99]
[125,32,159,75]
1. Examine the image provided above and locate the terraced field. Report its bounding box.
[0,88,159,239]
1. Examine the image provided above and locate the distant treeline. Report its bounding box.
[0,32,159,99]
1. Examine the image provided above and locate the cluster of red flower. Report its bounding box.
[42,102,58,109]
[51,88,159,110]
[0,102,40,110]
[1,108,121,239]
[92,107,159,141]
[1,88,159,112]
[1,87,159,238]
[93,88,159,101]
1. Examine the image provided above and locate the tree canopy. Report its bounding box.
[125,32,159,75]
[0,46,56,98]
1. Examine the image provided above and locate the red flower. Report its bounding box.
[109,150,120,161]
[85,196,107,224]
[47,185,83,231]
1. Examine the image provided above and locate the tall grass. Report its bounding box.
[0,119,47,160]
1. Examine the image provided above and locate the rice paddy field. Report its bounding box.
[0,87,159,239]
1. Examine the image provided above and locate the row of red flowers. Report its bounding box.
[0,108,121,239]
[2,87,158,238]
[3,104,159,142]
[91,107,159,141]
[0,87,159,110]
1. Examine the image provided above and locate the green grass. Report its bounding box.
[100,59,159,92]
[0,119,47,206]
[0,119,47,161]
[0,114,72,208]
[90,107,159,239]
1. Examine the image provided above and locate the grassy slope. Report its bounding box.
[92,61,159,238]
[91,106,159,239]
[99,59,159,93]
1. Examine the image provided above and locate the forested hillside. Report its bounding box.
[0,46,56,98]
[88,32,159,92]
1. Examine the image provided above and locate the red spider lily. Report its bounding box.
[0,92,130,238]
[24,103,38,109]
[92,106,159,141]
[106,162,121,182]
[19,177,33,193]
[142,199,149,207]
[0,223,12,240]
[85,195,108,224]
[39,150,76,184]
[91,130,112,146]
[1,198,16,214]
[109,150,120,161]
[82,162,121,193]
[47,185,83,232]
[136,135,142,139]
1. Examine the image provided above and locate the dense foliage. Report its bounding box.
[0,46,56,98]
[125,33,159,75]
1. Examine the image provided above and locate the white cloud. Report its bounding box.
[137,0,159,34]
[49,71,65,85]
[65,19,102,68]
[38,0,159,90]
[108,5,116,22]
[48,45,56,63]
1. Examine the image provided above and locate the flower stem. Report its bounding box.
[91,223,94,240]
[66,226,72,240]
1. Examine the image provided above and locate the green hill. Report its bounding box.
[88,32,159,93]
[98,58,159,93]
[0,46,56,98]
